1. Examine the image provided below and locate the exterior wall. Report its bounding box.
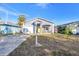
[0,26,5,31]
[72,29,77,34]
[51,24,54,34]
[0,25,20,34]
[54,26,58,33]
[76,27,79,34]
[23,26,33,33]
[72,27,79,34]
[22,23,33,33]
[11,27,20,34]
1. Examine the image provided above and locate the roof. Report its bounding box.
[27,18,54,24]
[36,18,54,24]
[58,21,79,27]
[0,24,20,28]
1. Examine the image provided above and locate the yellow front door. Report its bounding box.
[38,28,41,33]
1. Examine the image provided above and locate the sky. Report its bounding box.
[0,3,79,25]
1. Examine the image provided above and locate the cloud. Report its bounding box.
[0,7,18,16]
[0,6,30,23]
[36,3,49,8]
[0,6,29,18]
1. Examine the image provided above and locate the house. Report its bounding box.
[71,24,79,35]
[66,23,79,35]
[22,18,54,34]
[0,24,21,34]
[57,21,79,35]
[76,25,79,34]
[0,20,20,34]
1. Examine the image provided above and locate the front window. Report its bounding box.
[23,28,28,33]
[42,25,50,33]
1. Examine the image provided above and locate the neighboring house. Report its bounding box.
[0,20,20,34]
[71,25,79,34]
[66,23,79,35]
[22,18,54,34]
[57,21,79,35]
[0,24,20,34]
[76,26,79,34]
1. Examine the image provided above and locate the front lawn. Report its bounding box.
[8,33,79,56]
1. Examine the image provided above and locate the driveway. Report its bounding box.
[0,34,29,56]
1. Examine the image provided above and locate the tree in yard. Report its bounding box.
[64,26,72,35]
[58,26,72,35]
[57,26,65,34]
[18,15,26,33]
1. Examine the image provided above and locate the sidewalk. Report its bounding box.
[0,34,29,56]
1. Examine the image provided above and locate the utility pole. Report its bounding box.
[6,11,8,24]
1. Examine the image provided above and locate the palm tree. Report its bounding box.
[18,15,26,33]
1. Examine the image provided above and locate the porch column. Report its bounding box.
[51,24,54,34]
[32,22,35,34]
[40,24,42,33]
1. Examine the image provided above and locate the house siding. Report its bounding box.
[0,24,20,34]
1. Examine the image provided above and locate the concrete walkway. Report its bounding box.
[0,34,29,56]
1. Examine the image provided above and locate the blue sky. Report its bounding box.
[0,3,79,25]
